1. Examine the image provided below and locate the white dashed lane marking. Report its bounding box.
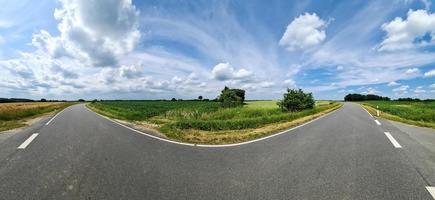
[375,120,381,125]
[384,132,402,148]
[17,133,39,149]
[426,187,435,199]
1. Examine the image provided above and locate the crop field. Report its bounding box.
[89,100,341,144]
[0,102,75,132]
[361,101,435,128]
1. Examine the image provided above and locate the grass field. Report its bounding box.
[88,100,341,144]
[361,101,435,129]
[0,102,75,132]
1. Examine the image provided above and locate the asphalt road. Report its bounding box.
[0,103,435,199]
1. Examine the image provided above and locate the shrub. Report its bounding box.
[218,86,245,108]
[277,89,315,112]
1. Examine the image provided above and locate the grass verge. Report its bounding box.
[359,102,435,129]
[88,101,342,144]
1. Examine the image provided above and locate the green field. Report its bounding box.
[89,100,341,144]
[361,101,435,128]
[0,102,75,132]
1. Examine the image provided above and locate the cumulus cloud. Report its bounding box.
[405,67,420,75]
[430,83,435,89]
[211,62,253,81]
[361,87,379,95]
[393,85,410,95]
[387,81,400,86]
[33,0,140,67]
[119,64,143,79]
[424,69,435,77]
[284,79,297,88]
[414,86,426,93]
[50,64,78,79]
[279,13,327,51]
[378,9,435,51]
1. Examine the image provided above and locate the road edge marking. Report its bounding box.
[426,187,435,199]
[360,104,374,118]
[86,105,341,148]
[384,132,402,148]
[375,119,381,125]
[45,109,64,126]
[17,133,39,149]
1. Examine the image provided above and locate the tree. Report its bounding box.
[218,86,245,108]
[171,98,177,101]
[344,93,390,101]
[78,99,85,102]
[198,96,203,100]
[277,89,315,112]
[40,98,47,102]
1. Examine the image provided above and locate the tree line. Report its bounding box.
[344,94,390,101]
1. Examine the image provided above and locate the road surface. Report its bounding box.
[0,103,434,199]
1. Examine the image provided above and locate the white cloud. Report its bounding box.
[33,0,140,67]
[387,81,400,86]
[0,20,13,28]
[424,69,435,77]
[361,87,379,94]
[211,62,253,81]
[240,81,275,91]
[430,83,435,89]
[405,67,420,75]
[119,64,143,79]
[279,13,327,51]
[259,81,275,88]
[0,35,4,44]
[393,85,410,95]
[414,86,426,93]
[283,79,297,88]
[378,9,435,51]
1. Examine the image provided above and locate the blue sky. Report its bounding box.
[0,0,434,100]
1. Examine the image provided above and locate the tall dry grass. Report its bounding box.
[0,102,74,131]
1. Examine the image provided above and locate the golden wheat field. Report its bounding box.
[0,102,64,112]
[0,102,74,132]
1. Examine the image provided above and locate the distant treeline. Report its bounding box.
[344,94,434,101]
[344,94,390,101]
[396,98,435,102]
[0,98,69,103]
[0,98,35,103]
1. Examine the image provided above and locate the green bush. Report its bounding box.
[277,89,315,112]
[218,86,245,108]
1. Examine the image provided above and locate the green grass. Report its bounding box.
[89,100,220,121]
[0,102,75,132]
[360,101,435,128]
[89,100,341,144]
[245,100,279,109]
